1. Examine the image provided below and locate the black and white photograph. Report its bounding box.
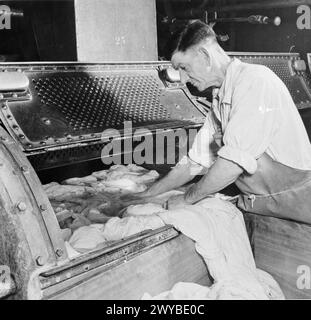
[0,0,311,307]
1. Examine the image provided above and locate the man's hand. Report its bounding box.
[167,194,191,210]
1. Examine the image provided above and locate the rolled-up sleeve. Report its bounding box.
[188,112,219,168]
[218,75,279,174]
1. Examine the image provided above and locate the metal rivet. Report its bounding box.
[56,249,64,257]
[36,256,45,266]
[16,201,27,212]
[40,204,47,211]
[42,118,51,125]
[21,166,28,173]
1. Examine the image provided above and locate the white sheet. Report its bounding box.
[141,198,284,300]
[66,193,284,299]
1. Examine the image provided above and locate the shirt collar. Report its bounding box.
[218,58,243,105]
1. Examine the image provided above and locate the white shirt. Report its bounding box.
[188,58,311,174]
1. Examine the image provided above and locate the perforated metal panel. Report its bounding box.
[229,53,311,109]
[33,74,167,130]
[0,62,205,152]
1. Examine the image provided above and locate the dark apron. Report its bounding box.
[236,153,311,224]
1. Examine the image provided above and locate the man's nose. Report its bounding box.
[179,70,189,84]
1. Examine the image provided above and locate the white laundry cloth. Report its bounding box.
[66,194,284,299]
[142,282,211,300]
[102,216,165,241]
[68,215,165,251]
[142,198,284,300]
[69,224,106,253]
[124,203,165,217]
[64,241,81,259]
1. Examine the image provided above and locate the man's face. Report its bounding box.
[171,48,217,91]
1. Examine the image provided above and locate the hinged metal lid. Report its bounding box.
[0,62,206,152]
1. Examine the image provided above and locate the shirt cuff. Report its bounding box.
[188,147,213,169]
[217,145,258,174]
[176,155,207,176]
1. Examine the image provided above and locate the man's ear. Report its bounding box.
[198,47,210,66]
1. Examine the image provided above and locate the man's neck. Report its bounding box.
[209,44,232,87]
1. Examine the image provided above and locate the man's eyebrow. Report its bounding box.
[172,61,179,69]
[172,62,185,70]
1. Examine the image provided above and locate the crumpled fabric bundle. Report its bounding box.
[142,271,283,300]
[91,164,159,194]
[102,215,165,241]
[96,178,147,193]
[69,224,106,253]
[44,164,160,200]
[67,215,165,253]
[65,195,284,300]
[65,241,81,259]
[44,165,161,232]
[142,282,212,300]
[141,198,284,300]
[43,182,96,201]
[66,190,181,253]
[123,203,165,217]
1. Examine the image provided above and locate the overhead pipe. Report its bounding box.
[0,8,24,17]
[213,0,311,12]
[210,15,282,26]
[173,0,311,19]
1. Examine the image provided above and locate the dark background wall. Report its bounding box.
[156,0,311,63]
[0,0,77,61]
[0,0,311,63]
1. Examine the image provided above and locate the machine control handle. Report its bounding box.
[211,15,281,26]
[0,8,24,17]
[248,15,281,26]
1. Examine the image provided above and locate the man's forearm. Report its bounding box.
[184,157,243,204]
[146,158,205,196]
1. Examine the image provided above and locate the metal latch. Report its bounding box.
[248,194,256,208]
[0,72,29,92]
[0,72,31,101]
[293,59,307,72]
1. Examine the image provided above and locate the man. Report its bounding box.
[123,20,311,224]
